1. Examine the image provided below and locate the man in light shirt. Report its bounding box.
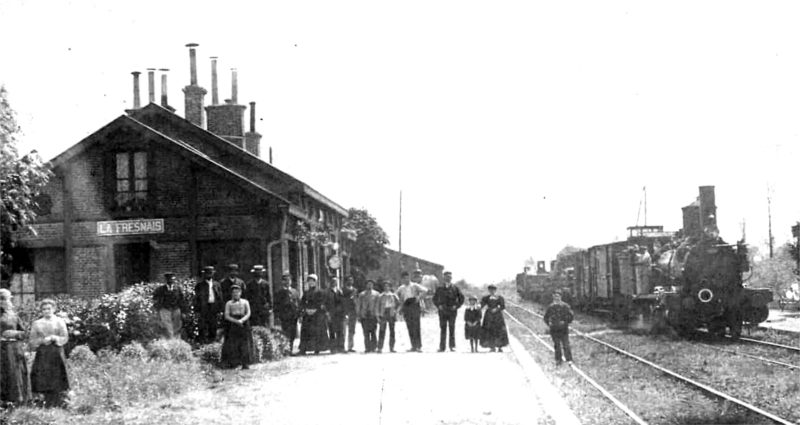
[376,281,400,353]
[395,269,428,352]
[356,280,381,353]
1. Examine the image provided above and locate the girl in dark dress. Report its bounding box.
[479,285,509,352]
[221,285,253,369]
[0,289,30,407]
[464,296,482,353]
[30,299,70,408]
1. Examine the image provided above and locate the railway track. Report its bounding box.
[505,301,798,425]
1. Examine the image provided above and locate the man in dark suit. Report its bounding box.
[274,272,300,353]
[153,272,185,339]
[433,271,465,352]
[194,266,224,343]
[245,265,272,327]
[221,264,247,301]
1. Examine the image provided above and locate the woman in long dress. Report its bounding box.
[0,289,30,406]
[479,285,509,352]
[29,298,70,407]
[220,285,253,369]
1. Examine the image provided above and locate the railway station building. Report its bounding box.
[12,44,353,305]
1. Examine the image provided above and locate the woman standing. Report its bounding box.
[479,285,509,352]
[0,289,30,406]
[221,285,253,369]
[29,299,70,407]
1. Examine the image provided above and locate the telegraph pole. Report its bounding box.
[399,190,403,255]
[767,184,774,259]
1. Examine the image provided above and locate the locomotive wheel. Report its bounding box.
[708,319,727,338]
[752,306,769,324]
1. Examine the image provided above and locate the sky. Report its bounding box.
[2,1,800,284]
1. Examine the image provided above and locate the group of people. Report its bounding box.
[0,289,71,408]
[155,263,576,369]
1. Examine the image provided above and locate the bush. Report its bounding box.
[196,342,222,366]
[68,345,96,363]
[251,326,290,362]
[148,339,193,362]
[119,342,147,361]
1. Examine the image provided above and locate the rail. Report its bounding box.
[506,301,798,425]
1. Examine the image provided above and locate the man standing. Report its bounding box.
[153,272,185,339]
[341,276,359,353]
[245,265,272,327]
[273,272,300,352]
[327,277,345,353]
[356,280,380,353]
[395,270,428,352]
[433,271,464,352]
[298,274,330,355]
[376,281,400,353]
[543,291,574,365]
[221,264,246,301]
[194,266,223,344]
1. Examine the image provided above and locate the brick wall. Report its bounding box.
[18,223,64,244]
[39,174,64,219]
[197,172,252,209]
[198,215,262,240]
[72,245,107,297]
[206,104,246,138]
[183,85,207,128]
[153,242,191,279]
[68,149,106,218]
[154,153,190,211]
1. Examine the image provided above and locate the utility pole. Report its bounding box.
[399,190,403,255]
[767,184,774,259]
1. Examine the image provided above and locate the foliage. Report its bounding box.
[746,244,796,297]
[251,326,290,362]
[147,338,193,362]
[119,341,147,360]
[68,345,97,363]
[0,84,53,282]
[343,207,389,280]
[196,342,222,366]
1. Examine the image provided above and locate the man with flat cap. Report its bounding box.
[153,272,186,339]
[194,266,224,344]
[273,272,300,353]
[433,271,464,352]
[298,274,331,355]
[221,264,247,301]
[245,265,272,327]
[395,269,428,352]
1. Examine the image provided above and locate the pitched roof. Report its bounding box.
[49,114,290,204]
[126,103,348,217]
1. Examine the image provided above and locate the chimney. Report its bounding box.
[269,146,273,164]
[147,68,156,104]
[231,68,238,104]
[159,69,169,107]
[188,43,198,85]
[206,67,245,146]
[244,101,262,157]
[211,57,219,105]
[182,43,207,128]
[131,71,141,109]
[249,101,256,132]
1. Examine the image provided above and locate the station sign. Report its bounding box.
[97,218,164,236]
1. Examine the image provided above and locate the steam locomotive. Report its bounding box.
[517,186,773,338]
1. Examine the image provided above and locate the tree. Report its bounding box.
[1,84,52,282]
[343,208,389,282]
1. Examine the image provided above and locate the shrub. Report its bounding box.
[68,345,96,363]
[148,339,193,363]
[196,342,222,366]
[119,341,147,361]
[251,326,290,362]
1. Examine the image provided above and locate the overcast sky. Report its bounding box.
[2,1,800,284]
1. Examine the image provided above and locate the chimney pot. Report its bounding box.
[231,68,238,104]
[210,57,219,105]
[186,43,199,85]
[131,71,141,109]
[159,69,170,108]
[147,68,156,104]
[249,101,256,133]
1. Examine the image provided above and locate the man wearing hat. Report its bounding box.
[273,272,300,352]
[245,265,272,328]
[194,266,224,343]
[298,274,331,355]
[433,271,465,352]
[395,269,428,352]
[326,277,346,353]
[543,290,574,365]
[221,264,247,301]
[153,272,186,339]
[341,276,359,353]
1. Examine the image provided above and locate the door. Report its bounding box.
[114,243,151,289]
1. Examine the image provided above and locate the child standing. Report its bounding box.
[464,295,482,352]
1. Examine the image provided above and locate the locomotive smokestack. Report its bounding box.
[699,186,717,232]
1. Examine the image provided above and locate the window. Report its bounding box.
[115,151,148,211]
